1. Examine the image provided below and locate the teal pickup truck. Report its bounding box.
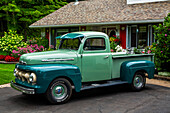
[11,31,155,104]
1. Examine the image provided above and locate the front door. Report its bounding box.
[81,37,111,82]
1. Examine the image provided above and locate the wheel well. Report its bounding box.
[135,70,147,77]
[52,76,74,86]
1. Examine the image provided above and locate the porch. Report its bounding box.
[44,23,159,49]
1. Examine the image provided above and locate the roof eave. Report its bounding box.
[29,19,164,28]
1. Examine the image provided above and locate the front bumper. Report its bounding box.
[10,81,35,94]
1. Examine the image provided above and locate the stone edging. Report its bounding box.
[0,61,19,64]
[154,74,170,81]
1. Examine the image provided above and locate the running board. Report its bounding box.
[81,80,128,91]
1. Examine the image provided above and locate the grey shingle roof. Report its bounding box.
[30,0,170,27]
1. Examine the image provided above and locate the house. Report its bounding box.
[29,0,170,49]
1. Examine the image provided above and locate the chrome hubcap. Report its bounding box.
[52,84,67,100]
[134,75,143,88]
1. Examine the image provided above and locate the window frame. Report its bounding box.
[83,37,107,51]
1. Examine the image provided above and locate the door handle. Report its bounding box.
[104,56,109,59]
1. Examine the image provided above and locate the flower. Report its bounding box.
[165,34,167,36]
[161,51,163,53]
[111,49,114,52]
[0,55,6,60]
[147,50,151,54]
[156,44,158,46]
[168,29,170,31]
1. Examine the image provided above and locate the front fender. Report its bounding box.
[15,64,82,93]
[120,60,155,83]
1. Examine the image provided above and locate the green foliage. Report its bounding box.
[27,37,49,48]
[153,13,170,71]
[0,0,68,38]
[0,30,27,53]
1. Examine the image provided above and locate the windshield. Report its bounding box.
[59,38,81,50]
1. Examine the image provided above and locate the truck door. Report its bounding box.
[81,37,111,82]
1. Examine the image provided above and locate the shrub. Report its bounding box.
[11,44,44,58]
[27,37,49,48]
[0,30,27,53]
[153,13,170,71]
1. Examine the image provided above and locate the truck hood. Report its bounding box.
[19,50,78,65]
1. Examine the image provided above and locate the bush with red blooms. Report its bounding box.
[4,55,19,62]
[0,55,6,60]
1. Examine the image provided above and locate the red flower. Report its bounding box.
[0,55,6,60]
[114,39,120,42]
[4,56,18,62]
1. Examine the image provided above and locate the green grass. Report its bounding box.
[0,64,15,85]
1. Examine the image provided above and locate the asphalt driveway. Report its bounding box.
[0,79,170,113]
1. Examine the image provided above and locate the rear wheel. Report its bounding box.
[131,72,146,91]
[46,78,72,104]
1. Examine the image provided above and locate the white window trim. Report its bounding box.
[127,0,169,4]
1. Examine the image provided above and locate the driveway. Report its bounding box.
[0,79,170,113]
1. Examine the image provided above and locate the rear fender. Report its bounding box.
[120,60,155,83]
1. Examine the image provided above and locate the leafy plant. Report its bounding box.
[0,30,27,53]
[110,35,122,52]
[153,13,170,71]
[27,37,49,48]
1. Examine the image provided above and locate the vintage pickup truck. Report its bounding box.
[11,31,155,104]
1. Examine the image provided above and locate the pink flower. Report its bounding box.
[165,34,167,36]
[111,49,114,52]
[18,54,20,56]
[156,44,158,46]
[147,50,151,54]
[168,29,170,31]
[165,26,167,28]
[161,51,163,53]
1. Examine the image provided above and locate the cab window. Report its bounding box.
[83,38,106,51]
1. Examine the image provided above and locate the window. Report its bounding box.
[59,38,81,50]
[83,38,106,50]
[127,25,155,48]
[127,0,168,4]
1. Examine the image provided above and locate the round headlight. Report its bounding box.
[24,73,30,79]
[29,73,36,83]
[18,71,23,77]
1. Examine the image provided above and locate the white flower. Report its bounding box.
[115,45,123,52]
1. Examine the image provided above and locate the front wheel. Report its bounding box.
[131,72,146,91]
[46,78,72,104]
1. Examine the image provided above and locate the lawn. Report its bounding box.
[0,64,15,85]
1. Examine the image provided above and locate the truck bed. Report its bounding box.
[111,53,154,79]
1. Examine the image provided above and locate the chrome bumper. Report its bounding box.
[10,81,35,94]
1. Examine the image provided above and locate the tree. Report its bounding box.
[0,0,68,39]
